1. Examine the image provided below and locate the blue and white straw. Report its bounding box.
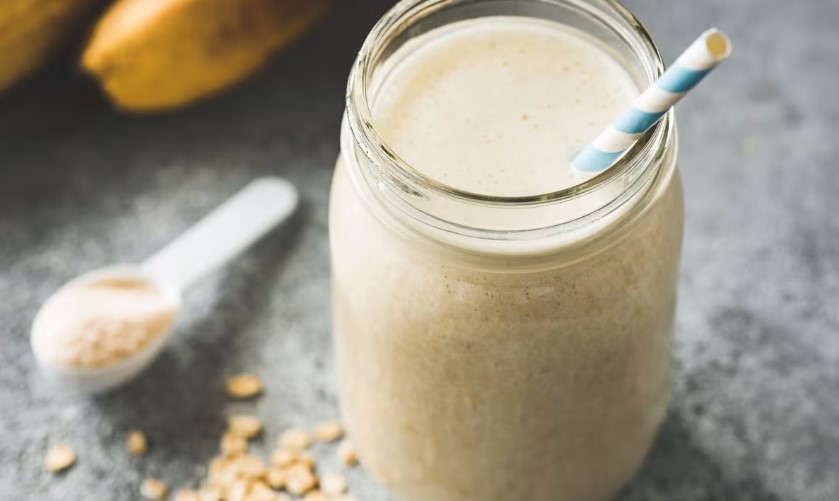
[572,28,731,173]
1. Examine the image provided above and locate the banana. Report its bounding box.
[0,0,101,94]
[81,0,331,112]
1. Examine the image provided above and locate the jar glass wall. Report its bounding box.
[329,1,683,500]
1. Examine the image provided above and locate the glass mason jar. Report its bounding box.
[329,1,682,500]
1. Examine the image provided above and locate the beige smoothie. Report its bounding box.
[330,15,683,501]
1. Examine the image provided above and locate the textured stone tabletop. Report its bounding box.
[1,0,837,500]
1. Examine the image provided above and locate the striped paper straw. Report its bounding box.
[572,28,731,173]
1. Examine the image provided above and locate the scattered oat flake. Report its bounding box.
[320,473,348,495]
[140,478,168,500]
[279,428,312,451]
[314,421,344,443]
[44,444,76,473]
[337,440,359,466]
[132,413,360,501]
[303,491,329,501]
[127,429,148,456]
[221,432,248,456]
[270,448,297,467]
[266,467,286,489]
[174,489,200,501]
[208,455,230,483]
[227,478,251,501]
[228,414,263,439]
[285,463,318,495]
[230,454,268,480]
[225,374,263,399]
[248,482,277,501]
[269,448,314,469]
[296,452,316,469]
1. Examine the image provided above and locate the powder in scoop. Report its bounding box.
[34,276,176,368]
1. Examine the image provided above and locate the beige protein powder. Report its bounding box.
[33,276,176,368]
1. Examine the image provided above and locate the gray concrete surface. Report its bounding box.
[1,0,837,500]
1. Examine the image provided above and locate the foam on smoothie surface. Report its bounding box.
[373,17,639,197]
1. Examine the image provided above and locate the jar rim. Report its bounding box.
[345,0,670,208]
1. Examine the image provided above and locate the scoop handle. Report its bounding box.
[141,177,298,293]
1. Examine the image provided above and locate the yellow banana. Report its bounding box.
[0,0,101,94]
[81,0,331,112]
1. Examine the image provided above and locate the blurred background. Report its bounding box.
[1,0,837,500]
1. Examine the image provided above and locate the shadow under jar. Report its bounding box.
[329,1,683,500]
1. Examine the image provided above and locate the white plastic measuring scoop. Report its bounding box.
[31,177,298,395]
